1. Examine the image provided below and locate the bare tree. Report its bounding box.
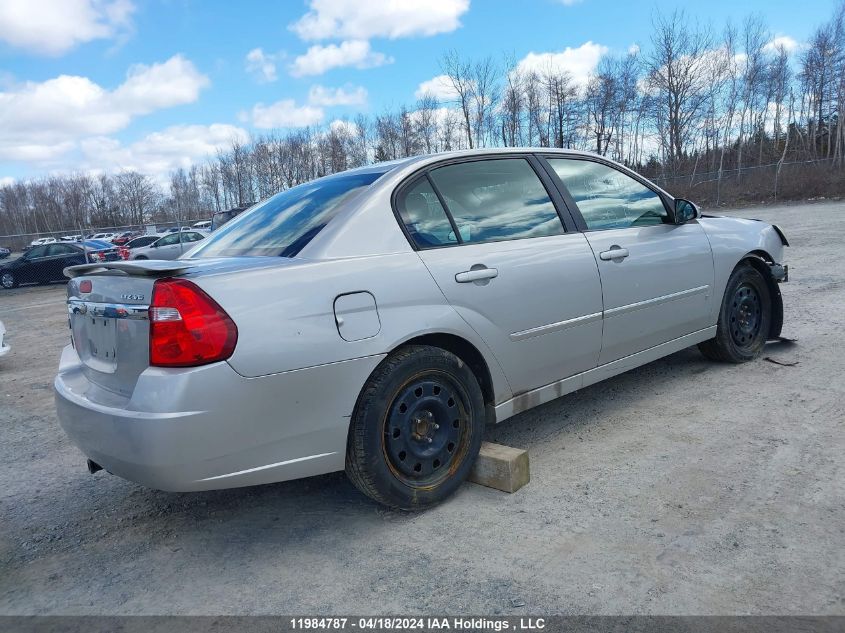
[646,10,714,172]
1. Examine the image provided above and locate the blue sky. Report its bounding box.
[0,0,835,183]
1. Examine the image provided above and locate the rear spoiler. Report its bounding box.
[64,260,197,279]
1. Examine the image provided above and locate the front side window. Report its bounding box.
[547,158,669,231]
[47,244,75,256]
[426,158,564,245]
[191,171,386,258]
[156,234,180,247]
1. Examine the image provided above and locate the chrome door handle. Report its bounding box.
[599,247,629,261]
[455,267,498,283]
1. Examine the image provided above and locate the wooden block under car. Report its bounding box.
[468,442,530,493]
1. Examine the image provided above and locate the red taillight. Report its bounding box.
[79,280,92,293]
[149,278,238,367]
[118,247,129,260]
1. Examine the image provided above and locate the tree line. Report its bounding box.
[3,4,845,239]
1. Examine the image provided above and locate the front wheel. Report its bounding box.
[0,271,17,289]
[346,345,486,510]
[699,263,772,363]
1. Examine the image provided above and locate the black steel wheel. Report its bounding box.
[728,283,762,349]
[699,262,772,363]
[346,345,485,509]
[383,373,471,487]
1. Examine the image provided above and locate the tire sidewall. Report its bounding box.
[718,265,771,361]
[351,347,485,509]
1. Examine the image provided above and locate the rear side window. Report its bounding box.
[426,158,564,245]
[192,171,385,258]
[396,177,456,248]
[547,158,669,230]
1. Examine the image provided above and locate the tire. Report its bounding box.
[134,255,148,260]
[699,262,772,363]
[0,271,17,289]
[346,345,486,510]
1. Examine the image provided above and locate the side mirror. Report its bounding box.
[674,198,699,225]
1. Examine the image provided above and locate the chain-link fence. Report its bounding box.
[651,157,844,206]
[0,219,210,290]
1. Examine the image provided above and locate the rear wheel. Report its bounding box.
[346,345,485,510]
[699,263,771,363]
[0,272,17,289]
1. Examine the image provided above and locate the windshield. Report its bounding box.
[190,171,385,258]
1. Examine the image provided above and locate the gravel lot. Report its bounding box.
[0,201,843,615]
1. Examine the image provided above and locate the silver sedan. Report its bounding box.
[129,231,206,260]
[55,149,789,509]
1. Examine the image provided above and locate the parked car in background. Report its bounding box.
[54,149,789,509]
[26,237,57,250]
[91,232,117,242]
[129,231,206,260]
[0,247,11,259]
[111,231,141,246]
[0,241,120,288]
[192,220,212,230]
[0,320,9,359]
[210,204,253,231]
[60,235,83,242]
[118,234,163,260]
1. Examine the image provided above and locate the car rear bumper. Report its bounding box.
[54,344,384,491]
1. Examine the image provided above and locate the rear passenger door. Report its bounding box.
[396,156,604,396]
[542,157,714,365]
[46,244,85,278]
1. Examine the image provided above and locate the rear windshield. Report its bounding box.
[191,171,385,258]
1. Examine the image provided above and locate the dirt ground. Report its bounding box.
[0,201,843,615]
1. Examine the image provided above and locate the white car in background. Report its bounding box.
[0,321,9,358]
[91,233,117,242]
[128,230,207,260]
[29,237,57,247]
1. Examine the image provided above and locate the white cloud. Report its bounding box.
[80,124,249,180]
[628,43,641,56]
[0,0,135,56]
[308,84,367,106]
[290,40,392,77]
[763,36,800,55]
[516,41,609,88]
[0,176,15,187]
[249,99,324,129]
[245,48,278,83]
[414,74,460,101]
[291,0,468,41]
[0,55,209,163]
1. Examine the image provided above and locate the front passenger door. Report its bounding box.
[151,234,182,259]
[544,157,714,365]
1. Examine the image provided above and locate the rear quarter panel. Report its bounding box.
[190,253,512,403]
